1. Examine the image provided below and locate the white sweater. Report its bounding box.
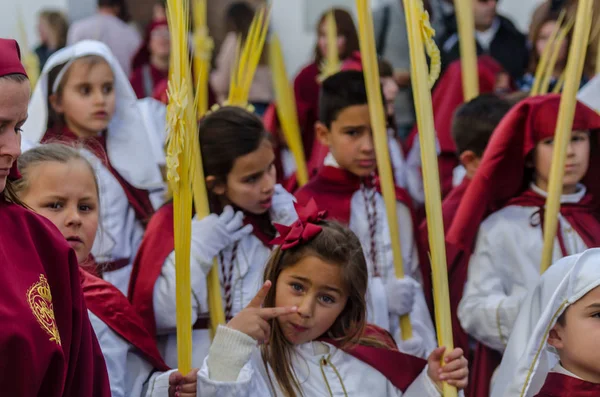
[194,325,441,397]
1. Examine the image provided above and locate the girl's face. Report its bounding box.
[149,26,171,59]
[549,286,600,383]
[213,139,276,215]
[533,130,590,194]
[275,255,349,345]
[536,21,568,65]
[20,159,99,263]
[0,79,29,194]
[50,59,116,138]
[317,22,347,59]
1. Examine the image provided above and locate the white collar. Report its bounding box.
[324,152,341,168]
[551,363,583,380]
[529,183,587,204]
[476,18,501,51]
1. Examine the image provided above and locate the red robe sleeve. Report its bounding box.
[128,203,175,336]
[294,63,320,160]
[81,268,169,371]
[0,199,110,397]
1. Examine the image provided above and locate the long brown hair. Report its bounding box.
[528,2,595,77]
[260,220,384,397]
[313,8,359,66]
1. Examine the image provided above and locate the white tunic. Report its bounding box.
[458,184,588,352]
[323,155,437,358]
[192,325,441,397]
[88,310,167,397]
[86,152,164,295]
[152,185,298,368]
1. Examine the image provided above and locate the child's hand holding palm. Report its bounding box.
[427,346,469,390]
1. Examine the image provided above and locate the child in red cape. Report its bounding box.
[447,94,600,397]
[14,143,171,396]
[0,37,110,397]
[167,203,469,396]
[128,106,298,369]
[293,8,360,162]
[129,19,170,99]
[294,70,436,359]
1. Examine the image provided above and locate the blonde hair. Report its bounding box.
[260,220,388,397]
[13,143,99,200]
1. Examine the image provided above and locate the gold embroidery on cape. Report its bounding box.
[27,274,61,345]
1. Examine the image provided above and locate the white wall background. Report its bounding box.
[1,0,545,78]
[0,0,94,51]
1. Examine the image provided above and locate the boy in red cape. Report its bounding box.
[447,94,600,397]
[0,38,110,397]
[295,70,436,358]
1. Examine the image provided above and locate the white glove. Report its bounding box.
[396,333,427,359]
[191,206,254,267]
[269,184,297,223]
[385,276,419,316]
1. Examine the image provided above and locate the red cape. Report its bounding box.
[293,62,321,160]
[0,198,110,396]
[128,203,175,335]
[130,63,168,99]
[447,95,600,253]
[80,268,169,371]
[295,165,413,224]
[128,202,276,334]
[535,373,600,397]
[42,127,155,224]
[323,324,427,392]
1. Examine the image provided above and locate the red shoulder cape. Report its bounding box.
[293,62,320,160]
[0,198,110,396]
[535,372,600,397]
[128,203,175,335]
[323,324,427,392]
[295,165,413,224]
[81,268,169,371]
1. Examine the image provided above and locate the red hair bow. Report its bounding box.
[271,199,327,250]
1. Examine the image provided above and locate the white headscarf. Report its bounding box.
[22,40,164,190]
[491,248,600,397]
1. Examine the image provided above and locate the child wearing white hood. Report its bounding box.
[491,248,600,397]
[22,40,166,295]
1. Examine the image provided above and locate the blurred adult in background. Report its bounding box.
[518,1,595,92]
[373,0,415,139]
[67,0,141,76]
[35,10,68,70]
[129,20,170,99]
[439,0,528,81]
[293,8,360,161]
[210,1,273,115]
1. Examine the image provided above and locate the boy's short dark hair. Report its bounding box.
[452,94,512,157]
[319,70,369,128]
